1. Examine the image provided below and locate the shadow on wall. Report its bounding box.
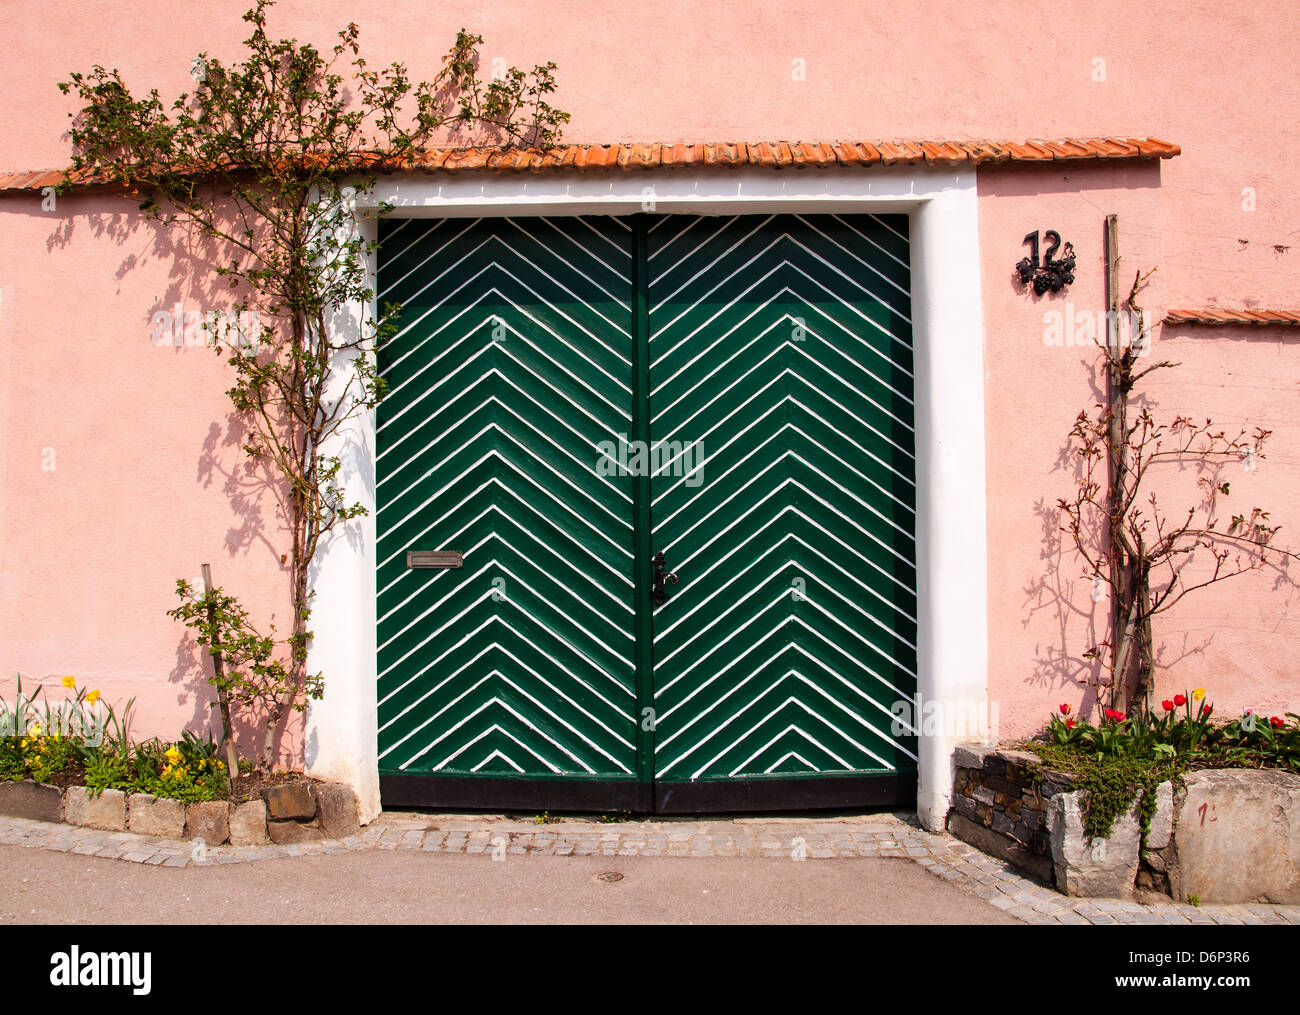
[35,190,294,762]
[1020,319,1300,719]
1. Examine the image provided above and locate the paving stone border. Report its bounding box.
[0,778,359,847]
[2,809,1297,926]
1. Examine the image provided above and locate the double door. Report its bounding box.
[375,212,917,812]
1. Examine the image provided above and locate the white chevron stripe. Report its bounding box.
[472,749,525,773]
[383,667,632,772]
[378,432,631,542]
[379,562,632,696]
[379,614,633,719]
[836,212,911,264]
[382,297,628,426]
[659,695,895,780]
[657,644,917,761]
[651,516,915,646]
[655,416,912,538]
[379,548,630,658]
[423,713,574,773]
[380,365,632,485]
[380,394,632,512]
[765,752,814,773]
[651,230,911,353]
[503,217,631,312]
[649,216,774,306]
[379,218,477,299]
[665,466,913,586]
[654,636,916,767]
[726,717,887,777]
[377,476,632,590]
[647,214,721,263]
[383,235,632,361]
[793,214,911,303]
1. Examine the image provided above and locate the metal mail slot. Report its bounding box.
[406,550,464,570]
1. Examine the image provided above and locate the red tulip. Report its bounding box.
[1065,719,1076,729]
[1174,694,1187,707]
[1203,704,1213,716]
[1270,716,1285,728]
[1161,699,1175,711]
[1059,703,1071,715]
[1104,708,1125,722]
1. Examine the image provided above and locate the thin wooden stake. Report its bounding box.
[201,563,238,789]
[1104,214,1129,712]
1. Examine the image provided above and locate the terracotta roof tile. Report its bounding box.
[1164,308,1300,327]
[920,141,968,164]
[661,143,704,168]
[877,140,925,165]
[0,137,1180,193]
[440,147,491,171]
[791,142,835,167]
[617,143,660,170]
[957,140,1007,162]
[1134,137,1180,157]
[831,142,879,166]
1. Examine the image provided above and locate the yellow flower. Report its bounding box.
[1193,688,1206,701]
[28,722,42,737]
[164,746,183,765]
[85,690,101,705]
[61,675,76,690]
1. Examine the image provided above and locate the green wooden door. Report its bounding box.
[645,215,917,811]
[376,213,916,812]
[375,216,644,810]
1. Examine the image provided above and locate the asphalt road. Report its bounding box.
[0,844,1016,924]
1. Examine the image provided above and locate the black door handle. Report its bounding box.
[651,550,678,607]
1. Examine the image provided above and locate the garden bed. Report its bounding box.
[0,775,361,847]
[950,743,1300,903]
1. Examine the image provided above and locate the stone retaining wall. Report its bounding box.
[948,743,1074,885]
[949,744,1300,904]
[0,778,361,847]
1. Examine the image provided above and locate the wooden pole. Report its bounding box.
[1104,214,1129,712]
[201,563,238,789]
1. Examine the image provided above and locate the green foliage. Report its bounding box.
[1036,692,1300,837]
[0,677,227,802]
[1033,745,1184,839]
[59,2,568,759]
[83,751,132,794]
[166,578,320,725]
[599,811,632,824]
[1046,693,1298,768]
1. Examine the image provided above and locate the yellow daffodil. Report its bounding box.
[1193,688,1206,701]
[61,675,76,690]
[85,689,101,705]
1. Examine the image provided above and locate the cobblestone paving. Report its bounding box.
[2,810,1297,926]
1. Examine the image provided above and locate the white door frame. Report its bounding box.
[306,165,991,830]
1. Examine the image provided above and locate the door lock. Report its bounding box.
[651,550,678,607]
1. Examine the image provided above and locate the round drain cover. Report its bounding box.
[596,871,624,883]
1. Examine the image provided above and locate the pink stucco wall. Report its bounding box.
[2,1,1297,750]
